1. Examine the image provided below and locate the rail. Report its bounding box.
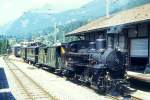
[3,56,57,100]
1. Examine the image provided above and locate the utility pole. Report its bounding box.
[105,0,110,18]
[54,23,58,43]
[105,0,119,18]
[62,31,65,42]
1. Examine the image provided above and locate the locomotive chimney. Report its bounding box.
[89,42,95,50]
[95,35,106,52]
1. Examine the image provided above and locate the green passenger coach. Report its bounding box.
[38,44,67,72]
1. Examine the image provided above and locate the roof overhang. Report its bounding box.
[66,3,150,37]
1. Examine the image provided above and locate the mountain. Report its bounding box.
[0,0,150,39]
[0,21,13,35]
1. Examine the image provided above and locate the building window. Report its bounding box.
[130,39,148,58]
[138,24,148,37]
[128,23,148,38]
[128,27,137,38]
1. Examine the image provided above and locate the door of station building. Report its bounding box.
[130,38,149,71]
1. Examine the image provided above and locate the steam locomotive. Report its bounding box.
[16,33,130,96]
[63,33,130,95]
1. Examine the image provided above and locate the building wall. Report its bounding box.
[126,22,149,71]
[83,22,150,68]
[85,32,104,42]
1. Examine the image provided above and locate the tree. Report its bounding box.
[0,39,10,55]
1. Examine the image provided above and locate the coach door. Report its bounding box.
[130,38,148,71]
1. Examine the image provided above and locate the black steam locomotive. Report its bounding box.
[63,33,130,95]
[17,33,130,96]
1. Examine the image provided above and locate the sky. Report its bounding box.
[0,0,93,26]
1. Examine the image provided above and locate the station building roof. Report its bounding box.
[66,3,150,36]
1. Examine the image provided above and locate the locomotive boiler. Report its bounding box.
[64,33,130,95]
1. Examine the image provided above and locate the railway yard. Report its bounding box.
[0,55,149,100]
[0,1,149,100]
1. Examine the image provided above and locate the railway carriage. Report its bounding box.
[20,47,27,61]
[14,45,21,57]
[38,47,47,67]
[26,46,39,64]
[21,42,46,65]
[38,44,67,73]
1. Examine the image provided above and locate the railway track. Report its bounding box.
[106,94,144,100]
[7,56,147,100]
[3,56,57,100]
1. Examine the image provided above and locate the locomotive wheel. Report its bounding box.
[98,86,107,95]
[82,76,91,86]
[97,78,112,95]
[64,69,76,81]
[72,74,80,83]
[84,81,91,87]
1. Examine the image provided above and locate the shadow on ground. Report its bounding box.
[0,67,16,100]
[0,92,15,100]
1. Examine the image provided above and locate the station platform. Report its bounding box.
[0,67,15,100]
[127,71,150,83]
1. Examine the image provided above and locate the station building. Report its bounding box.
[66,4,150,72]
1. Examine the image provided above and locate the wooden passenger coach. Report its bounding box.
[38,46,47,66]
[38,46,62,69]
[66,4,150,82]
[20,42,46,65]
[37,43,67,72]
[26,46,39,64]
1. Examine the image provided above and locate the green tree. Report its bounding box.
[0,39,10,55]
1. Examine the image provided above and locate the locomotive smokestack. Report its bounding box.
[89,42,95,50]
[95,35,106,52]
